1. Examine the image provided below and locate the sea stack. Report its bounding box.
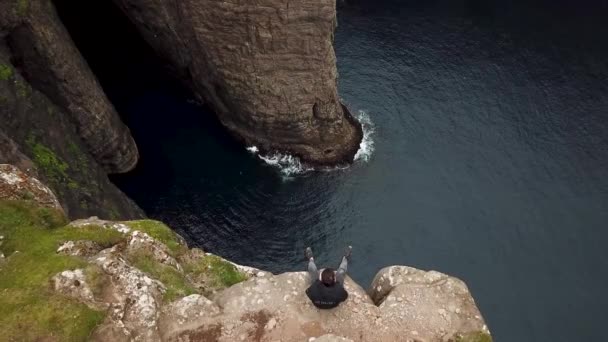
[113,0,363,165]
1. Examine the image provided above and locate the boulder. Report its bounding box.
[127,230,181,271]
[369,266,490,341]
[0,164,63,212]
[51,269,105,310]
[90,246,166,342]
[158,294,221,341]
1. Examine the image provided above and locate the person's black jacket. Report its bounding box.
[305,280,348,309]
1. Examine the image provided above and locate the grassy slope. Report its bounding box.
[0,201,118,341]
[0,200,248,341]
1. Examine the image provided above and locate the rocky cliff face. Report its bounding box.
[114,0,363,166]
[0,1,143,218]
[1,0,139,174]
[0,167,491,342]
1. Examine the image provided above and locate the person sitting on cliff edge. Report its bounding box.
[305,246,352,309]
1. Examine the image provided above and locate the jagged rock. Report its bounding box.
[4,1,138,173]
[114,0,362,166]
[127,230,181,271]
[178,248,266,295]
[51,269,105,310]
[70,217,181,270]
[0,164,63,212]
[70,216,132,234]
[57,240,104,257]
[369,266,490,341]
[158,294,221,341]
[90,246,166,342]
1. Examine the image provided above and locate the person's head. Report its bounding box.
[321,268,336,286]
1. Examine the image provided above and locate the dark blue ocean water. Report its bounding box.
[110,1,608,341]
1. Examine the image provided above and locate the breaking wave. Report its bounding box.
[258,153,313,177]
[247,109,375,177]
[353,110,375,162]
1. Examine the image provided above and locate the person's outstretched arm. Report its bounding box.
[336,246,352,285]
[306,247,318,282]
[336,256,348,284]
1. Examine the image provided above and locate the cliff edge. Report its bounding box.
[0,165,491,342]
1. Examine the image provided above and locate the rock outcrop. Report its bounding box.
[0,3,143,219]
[1,0,138,174]
[114,0,363,166]
[0,164,63,212]
[369,266,489,341]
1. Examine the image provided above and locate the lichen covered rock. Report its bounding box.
[0,164,63,211]
[91,246,167,341]
[51,269,104,310]
[369,266,491,341]
[57,240,104,257]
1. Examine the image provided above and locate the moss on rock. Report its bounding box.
[128,250,196,302]
[126,220,186,255]
[183,254,248,291]
[0,64,14,80]
[16,0,29,16]
[26,135,69,183]
[453,331,493,342]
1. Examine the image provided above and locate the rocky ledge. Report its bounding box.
[0,168,491,341]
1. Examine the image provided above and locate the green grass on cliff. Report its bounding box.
[126,220,187,255]
[16,0,29,16]
[453,331,493,342]
[120,221,191,302]
[0,201,123,341]
[128,250,197,302]
[0,64,13,80]
[183,254,248,289]
[25,135,71,185]
[0,201,248,338]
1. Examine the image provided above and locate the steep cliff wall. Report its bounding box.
[0,1,142,219]
[114,0,363,166]
[1,0,138,174]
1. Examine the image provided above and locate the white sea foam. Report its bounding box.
[353,109,375,162]
[246,109,375,177]
[258,153,312,177]
[246,146,259,154]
